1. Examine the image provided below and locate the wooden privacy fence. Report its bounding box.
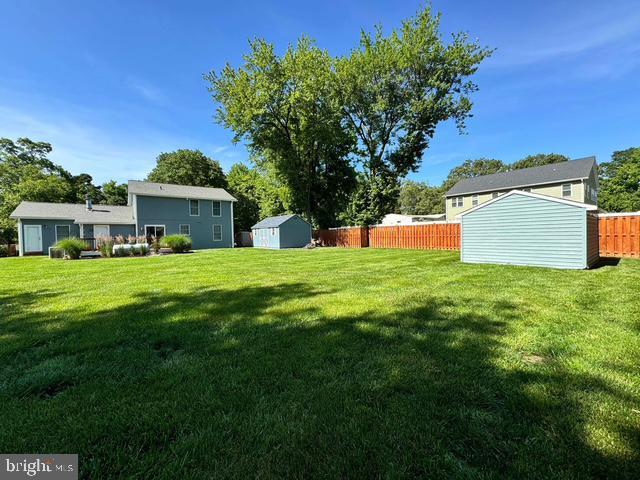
[314,223,460,250]
[314,227,369,248]
[598,213,640,258]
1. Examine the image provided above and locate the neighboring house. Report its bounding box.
[459,190,599,269]
[380,213,446,225]
[252,214,311,249]
[445,156,598,221]
[10,180,237,256]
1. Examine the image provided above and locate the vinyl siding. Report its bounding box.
[278,217,312,248]
[21,219,80,254]
[461,194,589,269]
[446,180,588,220]
[135,195,233,249]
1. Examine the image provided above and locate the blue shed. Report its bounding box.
[459,190,599,269]
[252,214,312,249]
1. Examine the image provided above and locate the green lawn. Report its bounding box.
[0,249,638,478]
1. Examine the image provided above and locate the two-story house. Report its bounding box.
[444,156,598,220]
[10,180,236,255]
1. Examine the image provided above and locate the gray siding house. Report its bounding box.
[10,180,236,255]
[460,190,599,269]
[252,214,312,249]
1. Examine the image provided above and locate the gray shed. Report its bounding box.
[252,214,312,249]
[459,190,599,269]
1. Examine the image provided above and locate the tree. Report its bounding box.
[146,149,227,188]
[510,153,568,170]
[398,180,444,215]
[207,37,356,227]
[0,138,81,243]
[336,5,492,224]
[442,158,506,192]
[100,180,128,206]
[226,164,261,231]
[598,147,640,212]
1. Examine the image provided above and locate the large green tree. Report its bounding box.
[598,147,640,212]
[100,180,128,205]
[146,149,227,188]
[510,153,569,170]
[336,6,492,225]
[0,137,96,243]
[208,37,355,227]
[398,180,444,215]
[226,164,262,232]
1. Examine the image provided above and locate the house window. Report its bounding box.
[472,195,479,206]
[179,224,191,236]
[212,200,221,217]
[522,188,531,192]
[189,199,200,216]
[213,224,222,241]
[562,183,572,197]
[452,197,464,208]
[55,225,70,241]
[492,192,500,199]
[145,225,165,240]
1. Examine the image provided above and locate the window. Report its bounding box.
[213,224,222,241]
[270,227,276,236]
[472,195,479,206]
[212,200,221,217]
[145,225,165,239]
[189,199,200,216]
[452,197,463,208]
[179,224,191,236]
[522,188,531,192]
[55,225,70,241]
[492,192,500,199]
[562,183,572,197]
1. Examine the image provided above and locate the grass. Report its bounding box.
[0,248,638,479]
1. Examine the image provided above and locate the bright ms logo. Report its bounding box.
[2,455,77,479]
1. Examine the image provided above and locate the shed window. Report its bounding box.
[213,224,222,241]
[471,195,479,206]
[55,225,70,241]
[189,199,200,216]
[270,228,276,236]
[212,201,221,217]
[452,197,464,208]
[562,184,572,197]
[179,224,191,236]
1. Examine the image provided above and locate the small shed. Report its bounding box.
[459,190,599,269]
[252,214,312,249]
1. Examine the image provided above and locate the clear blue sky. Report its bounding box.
[1,0,638,186]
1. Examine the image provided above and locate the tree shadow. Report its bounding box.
[0,283,637,478]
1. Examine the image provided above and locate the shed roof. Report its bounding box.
[445,157,596,197]
[457,190,598,218]
[128,180,236,202]
[10,202,135,224]
[252,214,307,229]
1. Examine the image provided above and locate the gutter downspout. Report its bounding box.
[17,219,24,257]
[230,201,235,248]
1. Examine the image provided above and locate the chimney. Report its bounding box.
[86,197,93,211]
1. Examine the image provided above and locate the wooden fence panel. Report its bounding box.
[368,223,460,250]
[313,227,368,248]
[599,214,640,258]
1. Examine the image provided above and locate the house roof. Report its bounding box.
[445,156,596,197]
[10,202,135,224]
[456,190,598,218]
[252,214,307,229]
[128,180,236,202]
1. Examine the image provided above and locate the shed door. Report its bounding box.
[24,225,43,252]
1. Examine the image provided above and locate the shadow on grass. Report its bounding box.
[0,283,637,478]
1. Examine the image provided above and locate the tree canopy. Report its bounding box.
[100,180,128,206]
[510,153,569,170]
[598,147,640,212]
[398,181,444,215]
[147,149,227,188]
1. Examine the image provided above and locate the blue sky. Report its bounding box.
[1,0,639,186]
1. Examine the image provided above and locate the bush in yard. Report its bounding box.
[97,236,114,258]
[0,245,7,257]
[160,234,192,253]
[54,237,88,260]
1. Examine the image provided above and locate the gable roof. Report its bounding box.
[128,180,236,202]
[10,202,135,224]
[445,156,596,197]
[252,214,308,229]
[456,190,598,218]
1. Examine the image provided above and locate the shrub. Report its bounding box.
[160,234,192,253]
[0,245,7,257]
[54,237,88,260]
[97,236,114,258]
